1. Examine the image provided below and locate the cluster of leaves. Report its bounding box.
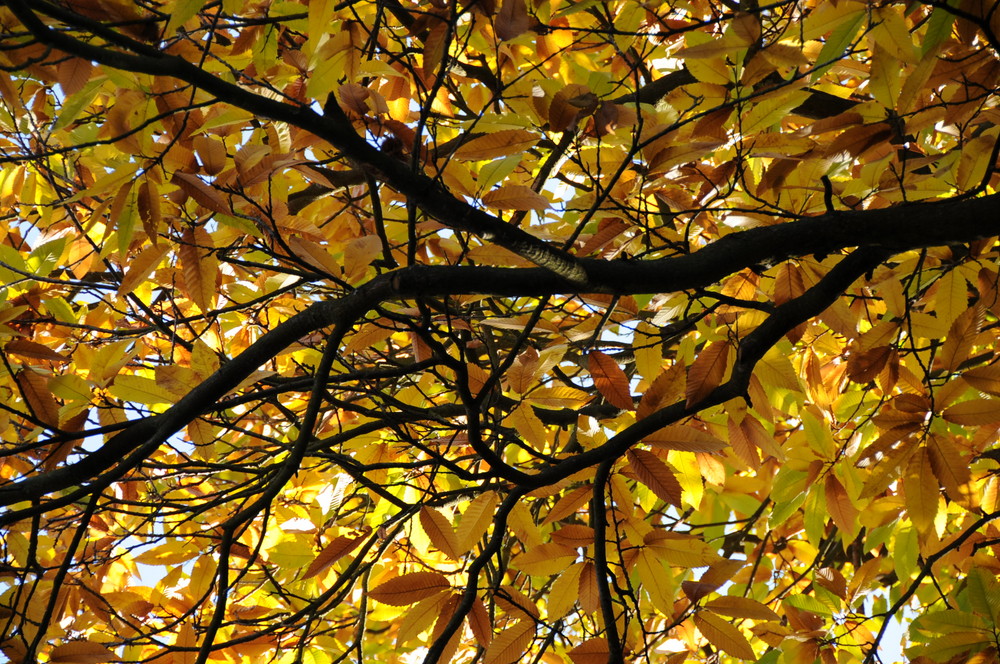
[3,1,1000,664]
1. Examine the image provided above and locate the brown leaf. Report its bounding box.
[302,535,363,580]
[549,84,595,132]
[6,339,70,363]
[643,424,727,453]
[49,641,116,664]
[626,449,682,507]
[686,340,730,407]
[588,350,634,410]
[369,572,451,606]
[171,171,230,214]
[495,0,531,40]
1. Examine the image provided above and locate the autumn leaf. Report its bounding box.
[369,572,451,606]
[49,641,116,664]
[626,449,682,507]
[453,130,539,161]
[694,611,756,659]
[482,620,534,664]
[420,506,462,560]
[482,185,550,211]
[686,340,730,407]
[302,534,363,579]
[589,349,634,410]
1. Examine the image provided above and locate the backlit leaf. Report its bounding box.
[369,572,451,606]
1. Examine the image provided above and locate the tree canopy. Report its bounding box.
[3,1,1000,663]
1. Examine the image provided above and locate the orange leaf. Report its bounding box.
[626,449,682,507]
[927,434,975,508]
[962,364,1000,396]
[568,638,611,664]
[171,171,230,215]
[902,447,939,531]
[302,535,363,580]
[453,130,539,161]
[942,398,1000,425]
[118,243,170,296]
[588,350,634,410]
[369,572,451,606]
[420,506,461,560]
[482,619,534,664]
[6,339,70,363]
[824,474,858,537]
[694,611,755,660]
[179,226,217,313]
[686,340,730,407]
[469,596,493,648]
[16,369,60,427]
[643,424,727,453]
[482,185,550,211]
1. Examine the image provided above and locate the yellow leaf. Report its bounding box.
[482,185,550,211]
[546,562,583,619]
[343,235,383,284]
[457,491,498,550]
[526,386,591,409]
[109,374,175,406]
[704,596,780,621]
[694,611,756,660]
[482,620,534,664]
[118,243,170,296]
[453,130,539,161]
[937,306,982,373]
[469,596,492,648]
[513,542,577,576]
[420,506,461,560]
[926,435,976,509]
[902,447,938,532]
[506,405,549,452]
[369,572,451,606]
[343,321,395,356]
